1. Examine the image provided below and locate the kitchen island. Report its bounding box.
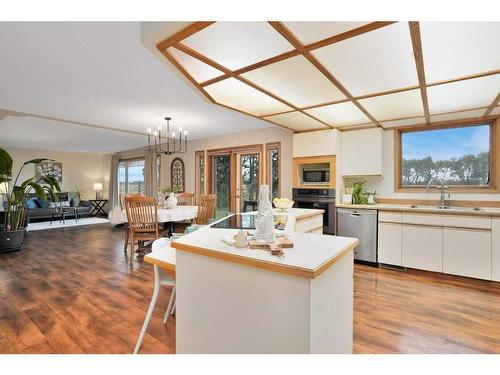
[170,211,358,354]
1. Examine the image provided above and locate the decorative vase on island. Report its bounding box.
[166,192,178,208]
[254,185,276,244]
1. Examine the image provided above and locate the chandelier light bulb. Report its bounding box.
[184,131,188,136]
[172,132,176,137]
[153,131,158,136]
[147,128,151,134]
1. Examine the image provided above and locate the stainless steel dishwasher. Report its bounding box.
[337,208,378,263]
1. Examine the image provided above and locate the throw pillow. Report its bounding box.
[26,198,38,209]
[35,198,49,208]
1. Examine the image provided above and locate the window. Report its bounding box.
[397,122,496,190]
[118,159,145,196]
[266,142,281,199]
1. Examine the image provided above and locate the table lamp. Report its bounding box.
[93,182,103,200]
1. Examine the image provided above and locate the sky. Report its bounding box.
[402,124,490,161]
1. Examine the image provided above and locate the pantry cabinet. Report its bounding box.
[443,228,492,280]
[341,128,383,176]
[402,225,442,272]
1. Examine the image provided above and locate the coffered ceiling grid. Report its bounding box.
[156,21,500,132]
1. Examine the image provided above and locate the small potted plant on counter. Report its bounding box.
[0,148,61,253]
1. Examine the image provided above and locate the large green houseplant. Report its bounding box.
[0,148,61,252]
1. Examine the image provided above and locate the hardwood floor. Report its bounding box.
[1,224,500,354]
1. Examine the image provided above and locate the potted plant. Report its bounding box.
[0,148,61,253]
[351,181,369,205]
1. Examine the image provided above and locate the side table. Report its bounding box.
[89,199,108,217]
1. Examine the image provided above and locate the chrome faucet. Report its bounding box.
[426,178,448,208]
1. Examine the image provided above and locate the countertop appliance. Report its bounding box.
[292,188,335,235]
[337,208,377,263]
[302,169,330,185]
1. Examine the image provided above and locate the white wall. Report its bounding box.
[342,129,500,202]
[2,146,110,200]
[159,126,294,199]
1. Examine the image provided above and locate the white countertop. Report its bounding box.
[336,203,500,217]
[171,226,357,279]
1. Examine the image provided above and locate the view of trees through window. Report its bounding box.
[240,154,259,212]
[269,148,279,200]
[401,124,490,186]
[213,155,231,217]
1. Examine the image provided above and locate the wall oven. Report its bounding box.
[292,188,336,235]
[302,169,330,185]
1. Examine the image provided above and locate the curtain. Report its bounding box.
[144,149,158,197]
[108,153,120,207]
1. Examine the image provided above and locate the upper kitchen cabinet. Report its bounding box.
[293,129,340,157]
[341,128,383,176]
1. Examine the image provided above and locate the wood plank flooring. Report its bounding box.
[1,224,500,353]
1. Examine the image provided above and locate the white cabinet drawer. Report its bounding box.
[379,211,402,223]
[378,222,402,266]
[295,218,311,233]
[310,214,323,230]
[443,228,492,280]
[402,225,443,272]
[402,213,491,229]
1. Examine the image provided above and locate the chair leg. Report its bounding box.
[162,286,176,325]
[134,265,161,354]
[129,233,135,263]
[123,227,129,253]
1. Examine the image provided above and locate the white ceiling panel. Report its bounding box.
[421,22,500,82]
[263,111,328,131]
[305,101,370,127]
[182,22,294,71]
[380,116,426,128]
[168,47,224,82]
[313,22,418,96]
[241,55,346,108]
[427,75,500,113]
[204,78,293,116]
[430,109,488,123]
[283,22,371,45]
[359,89,424,121]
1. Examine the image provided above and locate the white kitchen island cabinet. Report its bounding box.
[171,228,358,354]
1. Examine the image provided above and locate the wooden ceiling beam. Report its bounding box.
[409,22,431,124]
[268,21,382,128]
[156,22,215,51]
[306,21,397,51]
[483,91,500,117]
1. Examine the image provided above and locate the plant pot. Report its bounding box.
[0,229,26,253]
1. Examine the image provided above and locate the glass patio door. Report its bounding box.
[211,153,231,218]
[235,152,260,213]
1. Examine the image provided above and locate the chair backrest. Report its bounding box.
[195,194,216,225]
[176,192,195,206]
[124,195,158,232]
[120,193,143,210]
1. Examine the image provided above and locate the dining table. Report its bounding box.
[119,205,198,224]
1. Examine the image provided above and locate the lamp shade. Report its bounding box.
[93,182,103,191]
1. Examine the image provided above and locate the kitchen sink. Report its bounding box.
[409,205,481,211]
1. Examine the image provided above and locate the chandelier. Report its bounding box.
[147,117,187,155]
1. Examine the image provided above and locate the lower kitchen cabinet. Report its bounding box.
[443,228,492,280]
[402,225,443,273]
[378,222,402,266]
[493,219,500,282]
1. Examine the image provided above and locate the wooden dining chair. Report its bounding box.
[194,194,216,225]
[124,196,160,263]
[121,193,143,253]
[176,192,195,206]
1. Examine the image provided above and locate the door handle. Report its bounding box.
[350,213,360,217]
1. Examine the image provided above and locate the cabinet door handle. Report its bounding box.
[350,213,360,217]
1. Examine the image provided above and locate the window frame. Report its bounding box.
[394,119,499,193]
[266,142,281,199]
[118,157,146,196]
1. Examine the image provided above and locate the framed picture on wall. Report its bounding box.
[36,161,63,183]
[171,157,185,193]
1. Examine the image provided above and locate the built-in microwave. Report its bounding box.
[302,169,330,185]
